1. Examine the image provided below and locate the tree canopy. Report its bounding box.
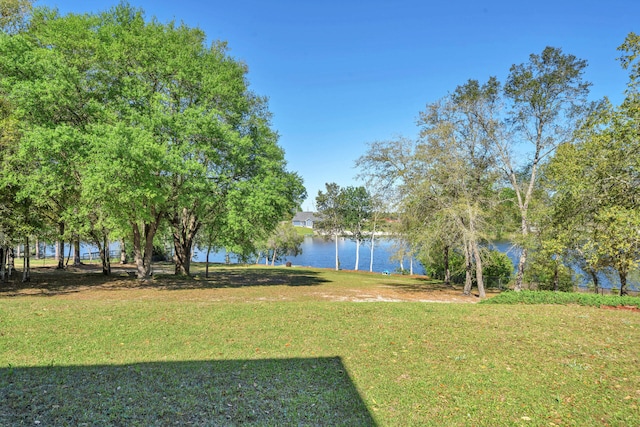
[0,2,304,279]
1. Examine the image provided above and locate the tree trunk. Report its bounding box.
[7,247,14,277]
[34,238,40,259]
[173,237,192,275]
[462,239,473,296]
[73,237,81,266]
[132,217,160,280]
[65,242,72,267]
[205,246,211,278]
[369,231,375,273]
[120,238,128,264]
[514,216,528,291]
[171,208,200,276]
[0,246,5,282]
[271,249,277,266]
[553,260,559,292]
[443,245,451,286]
[471,240,485,298]
[334,233,339,271]
[354,239,360,270]
[56,221,65,269]
[619,270,628,296]
[98,234,111,276]
[589,268,599,294]
[22,236,30,282]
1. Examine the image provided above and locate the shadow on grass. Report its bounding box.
[1,357,376,426]
[154,267,332,290]
[385,279,499,299]
[0,265,331,296]
[383,279,460,294]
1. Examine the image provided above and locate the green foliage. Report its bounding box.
[523,251,574,292]
[0,3,305,277]
[265,221,304,265]
[419,246,464,282]
[480,289,640,308]
[340,185,372,242]
[482,249,513,288]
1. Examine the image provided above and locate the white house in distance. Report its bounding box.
[292,211,321,228]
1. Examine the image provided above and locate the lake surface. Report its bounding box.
[194,236,425,274]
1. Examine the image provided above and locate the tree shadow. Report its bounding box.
[0,265,331,296]
[152,266,332,290]
[384,278,498,298]
[382,278,460,294]
[1,357,376,426]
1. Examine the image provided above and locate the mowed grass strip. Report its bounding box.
[0,266,639,426]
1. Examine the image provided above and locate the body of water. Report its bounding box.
[194,236,424,274]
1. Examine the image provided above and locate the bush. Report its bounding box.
[524,254,574,292]
[482,250,513,288]
[480,290,640,308]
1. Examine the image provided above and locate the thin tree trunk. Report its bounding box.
[410,257,414,276]
[271,249,277,266]
[443,245,451,286]
[334,233,339,271]
[462,239,473,296]
[354,239,360,270]
[0,246,5,282]
[369,232,375,273]
[73,237,81,266]
[471,239,485,298]
[34,238,40,259]
[120,238,127,264]
[100,235,111,275]
[7,247,14,277]
[589,269,599,294]
[65,242,72,267]
[22,236,30,282]
[205,246,211,278]
[619,270,628,296]
[553,259,559,292]
[56,221,65,269]
[514,215,528,291]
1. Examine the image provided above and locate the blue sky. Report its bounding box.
[40,0,639,210]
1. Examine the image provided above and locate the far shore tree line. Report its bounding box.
[0,1,305,281]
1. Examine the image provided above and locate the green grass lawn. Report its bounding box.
[1,265,639,426]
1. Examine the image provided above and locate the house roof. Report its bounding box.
[292,211,321,222]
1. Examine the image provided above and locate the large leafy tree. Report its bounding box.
[0,4,97,270]
[546,105,639,295]
[1,3,304,280]
[498,46,591,291]
[264,221,303,266]
[0,0,32,34]
[542,34,640,295]
[340,186,372,271]
[315,182,345,271]
[415,78,501,297]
